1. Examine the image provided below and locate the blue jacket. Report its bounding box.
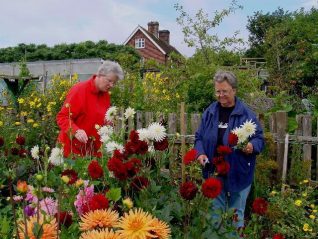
[194,97,264,192]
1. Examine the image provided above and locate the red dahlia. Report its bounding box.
[252,197,268,215]
[217,145,232,155]
[153,137,169,151]
[179,181,198,200]
[16,135,25,145]
[201,177,222,199]
[228,132,238,146]
[125,158,142,178]
[130,176,150,191]
[88,160,104,180]
[212,156,224,165]
[272,233,285,239]
[183,148,198,165]
[11,147,19,155]
[135,140,148,155]
[61,169,78,185]
[129,130,140,143]
[88,193,109,211]
[216,161,230,175]
[55,211,73,228]
[19,148,28,158]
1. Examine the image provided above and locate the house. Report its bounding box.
[123,21,180,64]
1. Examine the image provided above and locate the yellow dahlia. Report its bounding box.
[116,208,156,239]
[148,218,171,239]
[80,229,121,239]
[18,214,57,239]
[80,209,119,231]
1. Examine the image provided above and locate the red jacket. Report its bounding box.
[56,75,110,157]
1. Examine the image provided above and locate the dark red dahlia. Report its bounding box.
[61,169,78,185]
[272,233,285,239]
[252,197,268,215]
[154,137,169,151]
[228,132,238,146]
[113,149,125,160]
[179,181,198,200]
[88,160,104,180]
[216,161,230,175]
[88,193,109,211]
[125,158,142,178]
[124,141,138,155]
[11,147,19,155]
[113,164,129,181]
[19,149,28,158]
[217,145,232,155]
[129,130,140,143]
[0,137,4,147]
[135,140,148,155]
[183,149,198,165]
[212,156,224,165]
[16,135,25,146]
[130,176,150,191]
[55,211,73,228]
[107,157,123,172]
[201,177,222,199]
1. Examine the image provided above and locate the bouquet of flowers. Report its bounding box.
[228,119,257,150]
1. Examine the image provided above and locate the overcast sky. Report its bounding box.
[0,0,317,57]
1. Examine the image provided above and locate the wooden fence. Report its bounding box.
[116,109,318,182]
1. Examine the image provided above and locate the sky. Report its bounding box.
[0,0,317,57]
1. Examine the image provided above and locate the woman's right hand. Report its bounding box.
[197,154,209,166]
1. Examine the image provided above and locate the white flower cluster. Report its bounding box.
[105,106,136,123]
[31,145,40,160]
[137,122,166,142]
[232,119,257,144]
[105,141,124,154]
[97,125,114,143]
[48,147,64,166]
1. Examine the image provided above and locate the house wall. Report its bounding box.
[126,30,166,64]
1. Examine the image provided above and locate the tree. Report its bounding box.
[264,8,318,97]
[245,8,291,57]
[174,0,243,64]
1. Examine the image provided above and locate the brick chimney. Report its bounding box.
[147,21,159,38]
[159,30,170,45]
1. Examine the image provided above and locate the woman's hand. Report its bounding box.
[75,129,88,143]
[197,154,209,166]
[242,142,254,154]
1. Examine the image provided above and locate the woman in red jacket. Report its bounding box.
[56,60,124,158]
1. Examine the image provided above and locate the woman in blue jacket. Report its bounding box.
[195,70,265,229]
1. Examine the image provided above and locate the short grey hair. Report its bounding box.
[97,60,124,80]
[213,70,238,89]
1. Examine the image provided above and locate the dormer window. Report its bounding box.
[135,38,145,49]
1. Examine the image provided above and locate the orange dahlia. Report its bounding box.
[148,218,171,239]
[80,228,121,239]
[80,209,119,231]
[116,208,156,239]
[18,214,57,239]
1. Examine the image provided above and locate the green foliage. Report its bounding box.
[264,8,318,97]
[0,40,140,65]
[246,8,291,57]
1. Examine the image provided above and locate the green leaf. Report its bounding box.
[106,188,121,202]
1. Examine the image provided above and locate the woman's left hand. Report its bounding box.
[243,142,253,154]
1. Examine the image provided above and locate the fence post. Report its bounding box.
[302,114,312,178]
[276,111,287,179]
[191,113,201,135]
[180,103,186,183]
[136,111,143,129]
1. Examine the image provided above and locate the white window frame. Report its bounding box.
[135,38,145,49]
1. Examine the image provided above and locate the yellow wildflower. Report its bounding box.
[36,103,42,108]
[294,200,302,207]
[310,204,315,209]
[27,119,34,124]
[269,191,277,196]
[61,176,70,184]
[17,98,25,104]
[75,179,84,187]
[0,121,3,127]
[303,179,309,184]
[15,122,21,126]
[302,192,307,197]
[122,197,133,209]
[33,123,39,128]
[20,111,28,116]
[303,223,312,232]
[309,214,315,220]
